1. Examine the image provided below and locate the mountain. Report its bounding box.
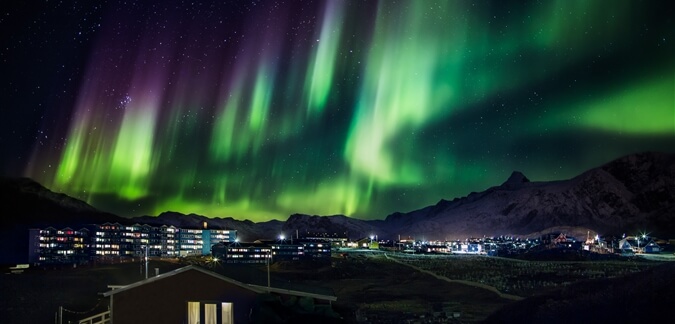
[0,177,130,264]
[282,213,383,240]
[0,177,127,228]
[379,152,675,240]
[131,211,284,242]
[2,151,673,263]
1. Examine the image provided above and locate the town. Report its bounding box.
[5,221,672,323]
[28,221,673,267]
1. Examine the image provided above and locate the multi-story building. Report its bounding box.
[270,242,305,261]
[177,228,204,257]
[92,223,122,257]
[28,223,237,265]
[213,243,273,264]
[202,228,235,255]
[159,225,178,257]
[28,227,90,264]
[212,239,332,264]
[297,232,349,248]
[294,239,331,261]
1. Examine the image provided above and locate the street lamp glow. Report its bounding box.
[279,234,285,240]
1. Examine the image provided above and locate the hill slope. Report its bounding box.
[380,152,675,239]
[484,262,675,323]
[0,177,129,263]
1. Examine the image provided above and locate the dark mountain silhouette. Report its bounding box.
[2,151,673,262]
[0,177,130,263]
[282,213,382,240]
[375,151,675,240]
[0,177,128,227]
[131,211,283,242]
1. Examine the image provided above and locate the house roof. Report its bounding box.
[102,265,258,297]
[249,285,337,302]
[102,265,336,301]
[619,237,660,248]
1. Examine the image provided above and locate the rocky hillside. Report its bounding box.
[0,177,129,263]
[132,212,284,242]
[282,213,383,240]
[380,152,675,240]
[2,151,673,263]
[0,177,127,228]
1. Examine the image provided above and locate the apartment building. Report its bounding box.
[28,223,237,265]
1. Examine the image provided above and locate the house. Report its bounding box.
[618,236,660,253]
[100,265,338,323]
[642,239,661,253]
[618,238,635,256]
[541,233,579,249]
[352,237,379,249]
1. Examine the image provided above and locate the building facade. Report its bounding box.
[28,227,90,264]
[28,223,237,265]
[211,239,332,264]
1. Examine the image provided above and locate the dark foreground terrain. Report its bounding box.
[1,252,672,323]
[484,261,675,323]
[0,255,511,323]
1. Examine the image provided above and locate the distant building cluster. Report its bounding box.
[30,222,670,267]
[375,232,670,257]
[211,238,332,264]
[28,223,335,266]
[28,222,236,265]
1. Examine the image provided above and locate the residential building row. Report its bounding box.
[373,233,670,256]
[28,223,334,266]
[28,222,236,265]
[210,239,333,264]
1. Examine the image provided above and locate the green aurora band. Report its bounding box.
[25,0,674,221]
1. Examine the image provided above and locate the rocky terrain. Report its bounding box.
[376,151,675,240]
[2,151,674,263]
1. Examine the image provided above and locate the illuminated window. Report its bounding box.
[187,301,232,324]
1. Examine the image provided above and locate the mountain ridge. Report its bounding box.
[2,151,673,263]
[377,151,675,240]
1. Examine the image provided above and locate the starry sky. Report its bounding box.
[2,0,673,222]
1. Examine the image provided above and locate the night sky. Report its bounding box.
[2,1,673,221]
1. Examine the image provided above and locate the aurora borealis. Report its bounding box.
[2,1,674,222]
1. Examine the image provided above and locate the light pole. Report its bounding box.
[140,245,149,279]
[641,234,647,253]
[266,247,271,291]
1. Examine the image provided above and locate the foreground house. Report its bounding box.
[100,265,338,323]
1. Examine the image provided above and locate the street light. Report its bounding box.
[140,245,149,279]
[266,247,271,291]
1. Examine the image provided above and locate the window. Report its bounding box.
[187,302,200,324]
[187,301,233,324]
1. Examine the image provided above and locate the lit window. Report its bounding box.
[187,302,232,324]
